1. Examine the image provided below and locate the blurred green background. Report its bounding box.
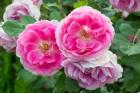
[0,0,11,21]
[1,0,140,93]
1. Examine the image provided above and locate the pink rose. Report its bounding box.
[109,0,140,14]
[31,0,43,6]
[13,0,43,7]
[0,23,16,52]
[3,0,40,21]
[16,20,64,76]
[56,6,114,60]
[62,51,123,90]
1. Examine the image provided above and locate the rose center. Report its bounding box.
[39,42,49,52]
[80,29,90,39]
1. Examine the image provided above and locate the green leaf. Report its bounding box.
[133,11,140,16]
[15,78,30,93]
[65,77,80,92]
[100,87,109,93]
[31,77,46,90]
[62,0,75,6]
[43,0,56,3]
[2,20,24,36]
[73,0,88,8]
[50,10,63,20]
[55,72,80,93]
[17,69,37,83]
[119,23,135,36]
[2,16,36,36]
[127,44,140,55]
[95,0,106,3]
[113,33,131,54]
[120,54,140,73]
[125,80,140,92]
[122,69,140,92]
[55,73,66,93]
[80,90,87,93]
[21,16,36,25]
[101,8,115,17]
[46,77,56,88]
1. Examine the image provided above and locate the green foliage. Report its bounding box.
[73,0,88,8]
[0,0,11,21]
[55,74,80,93]
[122,69,140,92]
[49,9,63,20]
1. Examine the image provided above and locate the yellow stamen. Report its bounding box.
[39,42,49,52]
[80,29,90,39]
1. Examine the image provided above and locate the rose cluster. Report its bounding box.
[16,6,123,90]
[55,6,123,90]
[0,0,123,90]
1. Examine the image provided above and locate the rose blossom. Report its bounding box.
[3,0,40,21]
[31,0,43,6]
[13,0,43,7]
[0,22,16,52]
[56,6,114,60]
[109,0,140,16]
[16,20,64,76]
[62,51,123,90]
